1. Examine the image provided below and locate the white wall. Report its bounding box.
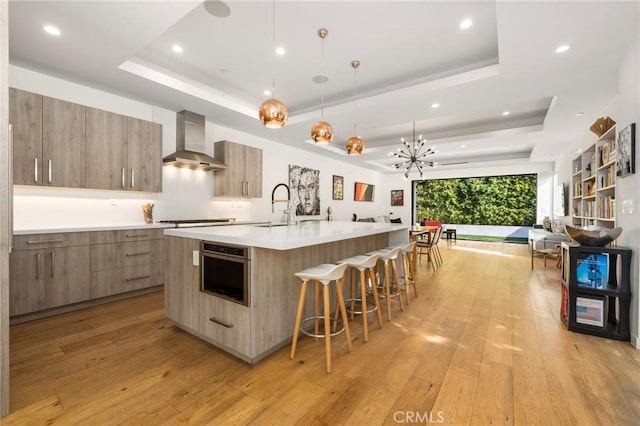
[554,30,640,348]
[615,30,640,348]
[9,65,400,228]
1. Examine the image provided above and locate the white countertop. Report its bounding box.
[164,221,408,250]
[14,223,174,235]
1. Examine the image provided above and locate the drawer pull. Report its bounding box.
[125,252,150,257]
[36,253,41,280]
[125,234,149,238]
[209,317,234,328]
[27,239,63,245]
[125,275,150,282]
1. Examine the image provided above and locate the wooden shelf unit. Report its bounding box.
[561,243,631,341]
[571,125,616,228]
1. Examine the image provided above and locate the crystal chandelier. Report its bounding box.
[392,122,436,180]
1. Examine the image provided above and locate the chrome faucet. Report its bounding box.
[271,183,296,225]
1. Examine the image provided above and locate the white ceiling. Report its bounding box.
[8,1,640,176]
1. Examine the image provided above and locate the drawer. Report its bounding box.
[91,239,165,271]
[90,262,164,299]
[200,292,251,356]
[13,232,91,251]
[90,228,164,244]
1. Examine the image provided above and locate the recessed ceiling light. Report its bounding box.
[555,44,570,53]
[460,144,466,148]
[502,111,510,116]
[576,112,584,117]
[172,44,183,53]
[431,103,440,109]
[264,89,271,96]
[460,19,472,30]
[43,25,61,36]
[275,46,285,56]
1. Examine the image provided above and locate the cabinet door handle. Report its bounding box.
[209,317,234,328]
[246,181,249,196]
[34,158,38,183]
[48,159,52,184]
[36,253,41,280]
[125,275,150,282]
[27,239,63,245]
[50,252,54,278]
[8,124,13,253]
[131,169,135,189]
[121,168,125,188]
[125,251,150,257]
[125,234,149,238]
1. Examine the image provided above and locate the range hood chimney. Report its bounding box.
[162,110,227,171]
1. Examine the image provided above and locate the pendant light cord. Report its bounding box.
[352,63,358,135]
[320,36,325,119]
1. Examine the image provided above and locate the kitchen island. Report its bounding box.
[164,221,407,363]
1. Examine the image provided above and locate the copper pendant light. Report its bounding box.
[258,0,287,129]
[346,60,364,155]
[311,28,333,144]
[259,95,288,129]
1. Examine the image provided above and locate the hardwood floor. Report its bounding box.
[4,240,640,425]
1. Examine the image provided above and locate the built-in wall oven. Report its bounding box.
[200,241,250,306]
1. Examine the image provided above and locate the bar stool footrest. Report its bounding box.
[300,316,345,338]
[344,298,378,315]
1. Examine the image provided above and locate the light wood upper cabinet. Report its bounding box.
[127,117,162,193]
[214,140,262,198]
[11,88,162,192]
[10,88,86,188]
[43,96,86,188]
[9,88,43,185]
[85,107,128,190]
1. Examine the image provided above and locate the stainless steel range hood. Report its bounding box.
[163,110,227,171]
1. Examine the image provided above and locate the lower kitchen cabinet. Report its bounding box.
[9,233,91,316]
[10,228,165,319]
[91,263,164,299]
[165,236,251,358]
[90,229,165,299]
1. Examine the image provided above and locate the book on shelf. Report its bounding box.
[576,253,609,289]
[576,296,605,327]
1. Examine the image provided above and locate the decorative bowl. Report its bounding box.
[565,225,622,247]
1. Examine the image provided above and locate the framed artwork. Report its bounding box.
[354,182,375,202]
[332,175,344,200]
[289,165,320,215]
[616,122,636,178]
[391,189,404,206]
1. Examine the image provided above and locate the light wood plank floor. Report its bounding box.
[4,240,640,425]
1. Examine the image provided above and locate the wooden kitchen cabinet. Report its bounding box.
[85,107,128,190]
[164,236,251,358]
[86,108,162,192]
[90,229,164,299]
[9,232,91,316]
[127,117,162,193]
[10,88,86,188]
[214,140,263,198]
[9,88,42,186]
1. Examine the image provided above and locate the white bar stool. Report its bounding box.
[367,247,404,321]
[291,262,351,373]
[386,241,418,304]
[337,253,383,343]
